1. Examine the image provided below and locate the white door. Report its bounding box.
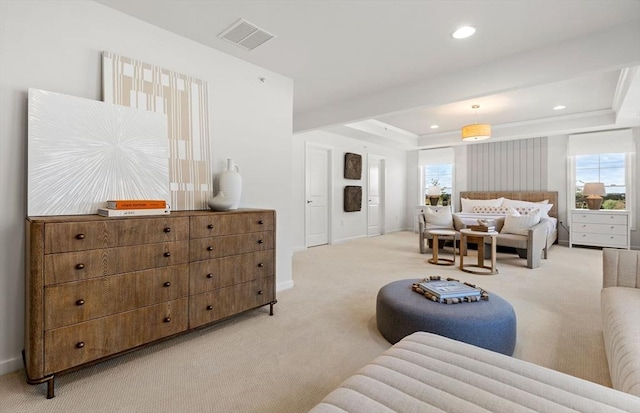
[306,146,330,247]
[368,157,384,236]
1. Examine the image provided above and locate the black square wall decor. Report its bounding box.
[344,152,362,180]
[344,186,362,212]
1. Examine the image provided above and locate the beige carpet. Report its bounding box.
[0,231,611,412]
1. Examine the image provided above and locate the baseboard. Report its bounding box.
[277,280,294,292]
[333,235,367,244]
[292,245,307,253]
[0,355,23,377]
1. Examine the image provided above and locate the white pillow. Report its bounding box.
[461,197,504,213]
[424,207,453,228]
[502,199,553,217]
[501,208,541,235]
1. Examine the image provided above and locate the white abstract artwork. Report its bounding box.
[28,89,169,216]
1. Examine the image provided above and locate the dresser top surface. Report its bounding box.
[27,208,275,223]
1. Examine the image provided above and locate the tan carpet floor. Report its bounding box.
[0,231,611,412]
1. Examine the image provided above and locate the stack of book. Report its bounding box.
[97,200,170,217]
[469,224,496,232]
[412,277,488,304]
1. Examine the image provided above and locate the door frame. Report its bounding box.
[305,143,332,247]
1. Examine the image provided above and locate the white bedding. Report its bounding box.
[454,212,557,236]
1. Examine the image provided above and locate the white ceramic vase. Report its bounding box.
[207,191,234,211]
[218,158,242,209]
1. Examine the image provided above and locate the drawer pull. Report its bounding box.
[76,342,85,349]
[258,290,264,295]
[163,281,171,287]
[206,305,213,311]
[164,252,171,257]
[207,246,213,251]
[75,263,85,270]
[257,239,264,244]
[258,219,264,225]
[206,273,213,279]
[75,299,85,306]
[163,227,171,233]
[207,224,214,229]
[164,317,171,323]
[258,263,264,268]
[75,233,85,240]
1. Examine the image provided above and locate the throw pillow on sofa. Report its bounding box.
[424,207,454,228]
[501,208,541,235]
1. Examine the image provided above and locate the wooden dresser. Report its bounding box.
[24,209,276,398]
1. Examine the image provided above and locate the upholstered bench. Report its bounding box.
[308,332,640,413]
[376,279,516,355]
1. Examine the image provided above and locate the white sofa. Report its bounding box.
[602,248,640,397]
[308,332,640,412]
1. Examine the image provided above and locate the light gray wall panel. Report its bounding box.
[467,137,548,191]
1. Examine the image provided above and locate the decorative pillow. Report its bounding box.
[513,206,537,215]
[501,208,541,235]
[461,197,504,213]
[502,199,553,217]
[471,206,512,214]
[424,207,453,228]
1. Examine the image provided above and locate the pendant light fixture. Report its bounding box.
[461,104,491,141]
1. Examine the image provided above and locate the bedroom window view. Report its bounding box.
[575,153,626,209]
[423,164,453,206]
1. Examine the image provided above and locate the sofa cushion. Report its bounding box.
[423,207,453,228]
[601,286,640,397]
[461,197,504,213]
[308,332,640,413]
[501,209,541,235]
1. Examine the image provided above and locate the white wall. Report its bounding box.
[291,131,407,250]
[0,0,293,375]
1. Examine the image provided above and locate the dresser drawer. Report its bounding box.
[571,223,628,235]
[190,212,274,239]
[189,286,236,328]
[189,251,274,294]
[234,276,275,314]
[44,241,189,285]
[44,298,188,374]
[571,212,627,225]
[44,264,189,330]
[44,217,189,253]
[189,232,273,262]
[571,232,628,248]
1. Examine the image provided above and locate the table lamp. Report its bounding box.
[582,182,605,210]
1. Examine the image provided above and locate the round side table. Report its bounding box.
[427,229,457,266]
[459,229,498,275]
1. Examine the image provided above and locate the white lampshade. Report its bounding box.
[583,182,605,197]
[427,186,441,196]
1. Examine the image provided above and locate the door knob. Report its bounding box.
[307,200,312,203]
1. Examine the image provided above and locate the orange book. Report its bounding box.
[106,200,167,209]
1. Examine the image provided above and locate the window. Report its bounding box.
[423,164,453,205]
[567,129,636,228]
[418,148,455,207]
[575,153,626,209]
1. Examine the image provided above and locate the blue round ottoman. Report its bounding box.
[376,279,517,355]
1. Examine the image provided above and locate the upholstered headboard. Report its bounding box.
[459,191,558,219]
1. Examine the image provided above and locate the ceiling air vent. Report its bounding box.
[218,18,275,51]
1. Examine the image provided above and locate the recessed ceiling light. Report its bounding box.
[553,105,566,110]
[451,26,476,39]
[430,124,439,129]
